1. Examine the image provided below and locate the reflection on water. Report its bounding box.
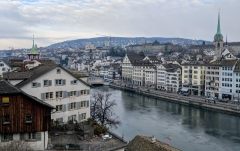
[91,87,240,151]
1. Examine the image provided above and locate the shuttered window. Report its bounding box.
[2,97,9,106]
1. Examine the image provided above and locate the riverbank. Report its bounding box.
[109,84,240,116]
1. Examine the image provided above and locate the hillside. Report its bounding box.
[47,37,212,49]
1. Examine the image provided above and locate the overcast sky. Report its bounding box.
[0,0,239,50]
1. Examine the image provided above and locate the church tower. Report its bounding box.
[27,35,39,61]
[214,10,224,59]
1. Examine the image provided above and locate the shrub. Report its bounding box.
[94,125,108,135]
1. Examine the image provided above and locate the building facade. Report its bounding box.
[6,64,91,123]
[0,80,54,150]
[182,61,206,96]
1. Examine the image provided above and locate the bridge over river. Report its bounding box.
[87,77,104,86]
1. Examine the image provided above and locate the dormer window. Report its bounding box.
[57,69,61,74]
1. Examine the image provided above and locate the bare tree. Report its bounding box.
[90,91,121,129]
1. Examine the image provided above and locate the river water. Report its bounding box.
[91,86,240,151]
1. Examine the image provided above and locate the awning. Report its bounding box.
[181,88,189,92]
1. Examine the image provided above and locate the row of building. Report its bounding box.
[122,11,240,101]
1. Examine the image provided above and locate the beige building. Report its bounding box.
[122,54,145,82]
[126,40,182,53]
[181,61,206,96]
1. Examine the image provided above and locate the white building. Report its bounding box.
[157,63,181,92]
[145,68,157,86]
[6,64,91,123]
[219,60,237,100]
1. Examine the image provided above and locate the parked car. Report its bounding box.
[205,97,215,101]
[231,99,239,104]
[218,98,228,103]
[183,92,189,96]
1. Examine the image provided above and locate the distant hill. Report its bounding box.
[46,37,212,49]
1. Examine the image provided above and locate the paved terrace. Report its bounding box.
[48,122,127,151]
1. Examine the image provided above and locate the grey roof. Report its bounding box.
[125,135,180,151]
[15,64,91,88]
[3,72,33,80]
[0,79,54,109]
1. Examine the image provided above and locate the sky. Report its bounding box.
[0,0,239,50]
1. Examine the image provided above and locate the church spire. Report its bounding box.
[217,10,221,34]
[214,9,223,42]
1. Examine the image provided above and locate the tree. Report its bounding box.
[90,91,121,129]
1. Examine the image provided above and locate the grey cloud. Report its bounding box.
[0,0,239,49]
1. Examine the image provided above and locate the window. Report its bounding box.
[56,105,63,111]
[57,69,61,74]
[25,115,32,123]
[56,91,63,98]
[2,97,9,106]
[43,80,52,87]
[3,115,10,124]
[2,134,13,142]
[32,82,40,88]
[81,101,86,108]
[55,79,66,86]
[50,92,53,99]
[70,91,77,97]
[81,113,86,120]
[71,102,76,109]
[71,80,77,85]
[28,133,36,140]
[0,63,4,66]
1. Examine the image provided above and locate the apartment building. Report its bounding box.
[181,61,206,96]
[145,67,157,86]
[132,60,154,86]
[3,64,91,123]
[233,60,240,101]
[122,54,145,82]
[219,60,237,100]
[157,63,181,92]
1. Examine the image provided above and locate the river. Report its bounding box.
[91,86,240,151]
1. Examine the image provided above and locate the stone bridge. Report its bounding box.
[88,77,104,85]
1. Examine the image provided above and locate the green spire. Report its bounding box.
[28,35,38,54]
[217,10,221,34]
[214,10,223,41]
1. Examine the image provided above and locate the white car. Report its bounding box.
[205,97,215,101]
